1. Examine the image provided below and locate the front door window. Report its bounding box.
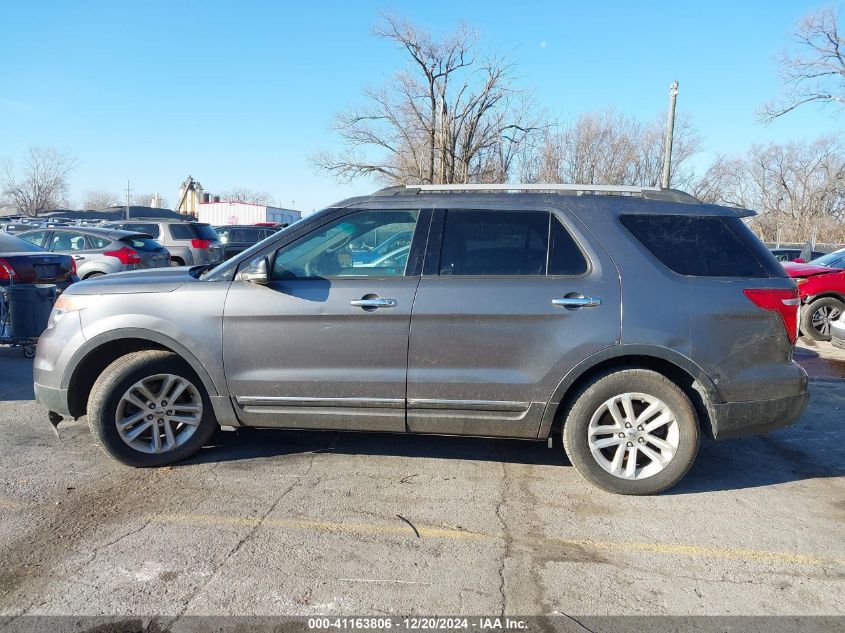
[271,210,418,279]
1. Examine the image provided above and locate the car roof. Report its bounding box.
[214,225,269,229]
[20,226,151,240]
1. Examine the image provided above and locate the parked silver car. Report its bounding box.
[17,227,170,279]
[103,220,224,267]
[34,184,808,495]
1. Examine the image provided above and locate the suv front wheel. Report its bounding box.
[87,351,217,467]
[562,369,699,495]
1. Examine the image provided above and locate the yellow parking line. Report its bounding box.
[544,537,842,567]
[154,512,845,567]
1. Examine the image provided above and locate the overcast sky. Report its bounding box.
[2,0,840,213]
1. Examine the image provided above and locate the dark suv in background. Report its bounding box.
[34,184,808,495]
[213,225,280,260]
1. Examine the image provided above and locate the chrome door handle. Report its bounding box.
[350,298,398,309]
[552,297,601,308]
[72,255,85,260]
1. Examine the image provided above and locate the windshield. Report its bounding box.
[809,249,845,268]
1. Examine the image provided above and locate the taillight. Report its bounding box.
[743,288,800,344]
[103,246,142,265]
[0,258,15,281]
[191,239,211,249]
[69,257,77,276]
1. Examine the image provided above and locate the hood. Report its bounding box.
[782,262,838,278]
[67,266,198,295]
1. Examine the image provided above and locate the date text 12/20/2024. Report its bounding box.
[308,618,529,630]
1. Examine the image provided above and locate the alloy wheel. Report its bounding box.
[115,373,203,454]
[812,305,841,337]
[587,392,680,480]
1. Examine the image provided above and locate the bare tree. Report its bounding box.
[313,14,542,185]
[220,188,274,205]
[761,8,845,121]
[1,146,78,216]
[694,138,845,242]
[83,189,120,209]
[131,193,169,208]
[521,109,700,188]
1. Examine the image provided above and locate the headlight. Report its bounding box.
[47,294,91,328]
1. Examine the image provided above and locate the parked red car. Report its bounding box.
[783,248,845,340]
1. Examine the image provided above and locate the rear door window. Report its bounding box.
[619,214,786,278]
[50,231,88,251]
[439,210,549,276]
[549,216,589,275]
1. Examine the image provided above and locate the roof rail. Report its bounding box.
[409,183,660,194]
[395,183,699,203]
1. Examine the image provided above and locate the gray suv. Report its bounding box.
[104,220,224,267]
[34,185,809,494]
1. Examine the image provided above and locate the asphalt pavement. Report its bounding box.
[0,342,842,622]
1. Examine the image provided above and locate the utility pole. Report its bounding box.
[124,180,132,221]
[661,80,679,189]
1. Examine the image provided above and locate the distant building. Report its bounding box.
[196,200,301,226]
[176,176,204,215]
[176,175,302,225]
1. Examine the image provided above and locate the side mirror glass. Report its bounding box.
[237,256,270,284]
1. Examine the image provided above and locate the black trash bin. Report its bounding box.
[0,284,57,339]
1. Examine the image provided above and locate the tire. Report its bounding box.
[84,272,105,279]
[87,350,217,467]
[562,369,700,495]
[170,257,185,267]
[800,296,844,341]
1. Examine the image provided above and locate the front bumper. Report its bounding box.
[830,318,845,348]
[711,387,809,439]
[34,381,71,417]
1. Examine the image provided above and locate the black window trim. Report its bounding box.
[423,208,592,279]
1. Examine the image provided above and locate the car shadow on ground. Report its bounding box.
[185,423,844,495]
[0,348,34,401]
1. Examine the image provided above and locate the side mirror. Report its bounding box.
[237,256,270,284]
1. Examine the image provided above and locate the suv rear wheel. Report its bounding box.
[87,351,217,467]
[562,369,699,495]
[800,296,844,341]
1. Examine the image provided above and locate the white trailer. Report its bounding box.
[196,201,301,226]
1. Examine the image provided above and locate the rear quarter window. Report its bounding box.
[192,224,220,241]
[121,236,163,251]
[619,214,786,278]
[169,223,194,240]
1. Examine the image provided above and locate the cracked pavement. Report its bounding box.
[0,342,842,618]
